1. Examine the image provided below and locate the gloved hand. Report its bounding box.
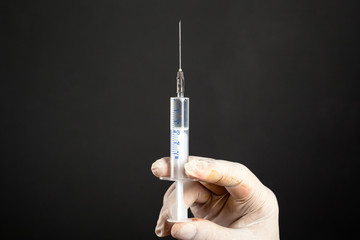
[151,156,279,240]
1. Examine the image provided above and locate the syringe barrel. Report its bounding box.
[170,97,189,179]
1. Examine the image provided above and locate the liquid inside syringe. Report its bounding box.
[170,97,189,180]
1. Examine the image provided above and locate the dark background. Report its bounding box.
[1,0,359,239]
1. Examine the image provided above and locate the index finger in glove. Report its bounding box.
[185,156,263,200]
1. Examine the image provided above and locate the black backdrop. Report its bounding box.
[1,0,359,239]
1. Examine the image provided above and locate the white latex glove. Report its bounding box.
[151,156,279,240]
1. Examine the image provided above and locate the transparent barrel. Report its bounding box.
[170,97,189,180]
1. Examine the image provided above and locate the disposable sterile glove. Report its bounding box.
[151,156,279,240]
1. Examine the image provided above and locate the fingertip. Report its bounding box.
[155,208,172,237]
[155,227,162,237]
[184,157,211,179]
[151,163,159,177]
[151,161,160,177]
[170,222,183,236]
[151,157,170,178]
[171,222,197,240]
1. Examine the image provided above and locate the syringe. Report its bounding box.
[160,20,192,222]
